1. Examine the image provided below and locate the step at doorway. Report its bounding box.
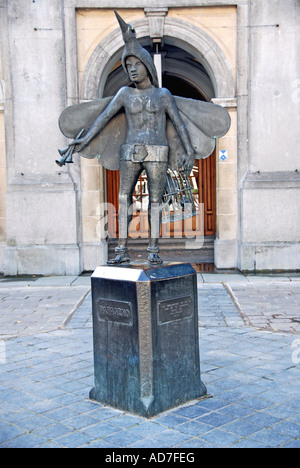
[108,237,215,271]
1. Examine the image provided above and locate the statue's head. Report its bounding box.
[114,10,159,88]
[125,56,151,86]
[123,52,158,88]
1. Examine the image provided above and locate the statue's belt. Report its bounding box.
[120,144,169,163]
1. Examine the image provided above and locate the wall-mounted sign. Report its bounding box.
[219,150,228,161]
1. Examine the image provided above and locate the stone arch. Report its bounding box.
[80,13,237,269]
[163,17,235,99]
[81,16,235,100]
[81,19,149,100]
[102,47,215,101]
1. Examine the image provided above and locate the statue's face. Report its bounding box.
[126,56,149,84]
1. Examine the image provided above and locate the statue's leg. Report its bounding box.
[144,162,168,265]
[107,160,142,265]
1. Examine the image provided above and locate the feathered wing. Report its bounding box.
[175,96,231,139]
[58,95,230,171]
[168,96,231,169]
[167,113,215,170]
[58,97,126,170]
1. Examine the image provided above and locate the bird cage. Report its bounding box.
[161,169,197,224]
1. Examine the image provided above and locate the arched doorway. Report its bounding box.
[79,12,236,269]
[105,43,216,260]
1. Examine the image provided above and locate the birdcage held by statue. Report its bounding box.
[161,169,197,224]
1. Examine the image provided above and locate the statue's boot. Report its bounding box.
[107,246,130,265]
[147,245,163,266]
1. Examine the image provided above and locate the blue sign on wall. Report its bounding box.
[219,150,228,161]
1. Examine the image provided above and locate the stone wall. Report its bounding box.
[0,52,6,267]
[240,0,300,270]
[0,0,81,275]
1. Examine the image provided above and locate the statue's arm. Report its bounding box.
[69,89,126,152]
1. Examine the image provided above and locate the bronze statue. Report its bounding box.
[57,11,231,265]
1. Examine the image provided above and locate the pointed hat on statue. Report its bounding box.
[114,10,159,88]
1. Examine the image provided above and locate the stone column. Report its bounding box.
[212,98,238,270]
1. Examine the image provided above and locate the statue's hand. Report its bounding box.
[68,137,87,153]
[180,151,195,173]
[184,158,194,174]
[179,154,187,170]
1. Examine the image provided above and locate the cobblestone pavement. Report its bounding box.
[0,272,299,448]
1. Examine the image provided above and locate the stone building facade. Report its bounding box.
[0,0,299,275]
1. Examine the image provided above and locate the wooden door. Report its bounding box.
[195,150,216,236]
[106,150,216,239]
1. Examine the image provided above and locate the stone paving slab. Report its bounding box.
[199,273,300,283]
[0,276,87,288]
[0,286,90,340]
[226,283,300,334]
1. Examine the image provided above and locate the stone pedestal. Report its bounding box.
[90,263,207,418]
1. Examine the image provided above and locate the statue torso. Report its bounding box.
[122,87,168,146]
